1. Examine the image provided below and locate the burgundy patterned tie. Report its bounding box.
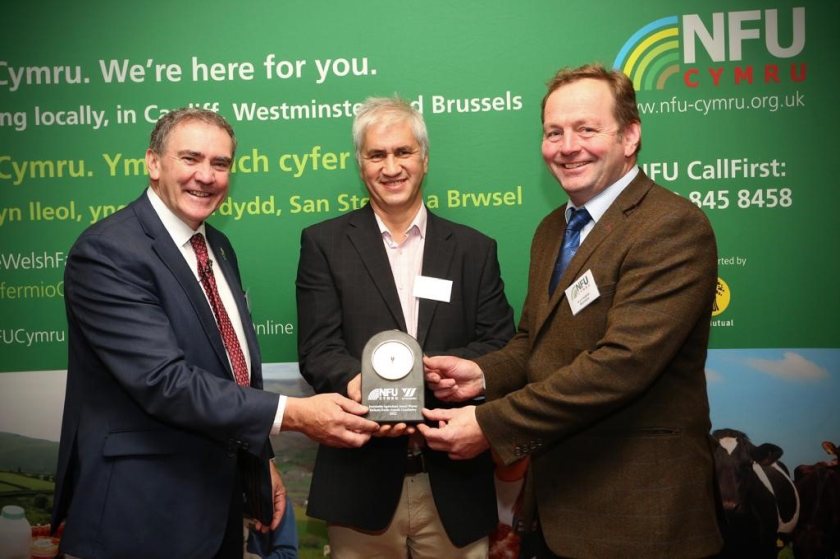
[190,233,249,386]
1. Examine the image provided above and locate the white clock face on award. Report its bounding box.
[371,340,414,380]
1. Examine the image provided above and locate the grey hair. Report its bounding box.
[352,97,428,165]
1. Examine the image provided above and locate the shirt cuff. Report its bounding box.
[270,395,287,436]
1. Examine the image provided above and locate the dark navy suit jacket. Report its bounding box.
[52,192,280,559]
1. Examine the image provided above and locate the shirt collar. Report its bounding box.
[373,203,427,240]
[565,165,639,224]
[146,187,206,247]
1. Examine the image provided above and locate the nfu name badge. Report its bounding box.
[565,269,600,316]
[361,330,424,423]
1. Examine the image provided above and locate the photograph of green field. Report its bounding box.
[0,374,330,555]
[0,470,55,527]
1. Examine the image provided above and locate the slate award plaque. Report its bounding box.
[361,330,424,423]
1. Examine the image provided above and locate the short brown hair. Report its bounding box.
[542,63,641,154]
[149,107,237,156]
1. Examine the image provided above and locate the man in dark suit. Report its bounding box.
[296,97,514,558]
[419,64,724,558]
[52,108,378,559]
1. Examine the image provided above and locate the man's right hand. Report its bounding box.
[283,394,378,447]
[347,373,414,438]
[423,355,485,402]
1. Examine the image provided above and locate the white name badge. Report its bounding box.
[414,275,453,303]
[565,269,600,316]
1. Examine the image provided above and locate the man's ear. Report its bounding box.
[622,121,641,157]
[146,149,161,181]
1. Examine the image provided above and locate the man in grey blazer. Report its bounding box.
[420,64,724,558]
[296,97,514,558]
[53,108,378,559]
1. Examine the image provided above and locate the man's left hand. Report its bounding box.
[417,406,489,460]
[253,460,287,533]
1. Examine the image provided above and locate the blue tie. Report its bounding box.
[548,208,591,296]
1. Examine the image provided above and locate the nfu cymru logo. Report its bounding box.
[367,388,399,401]
[613,7,806,91]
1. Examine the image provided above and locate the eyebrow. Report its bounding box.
[365,145,416,153]
[174,149,203,160]
[176,149,232,166]
[543,117,604,131]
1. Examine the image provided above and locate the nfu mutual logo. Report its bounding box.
[613,7,806,91]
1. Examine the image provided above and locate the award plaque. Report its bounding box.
[361,330,424,423]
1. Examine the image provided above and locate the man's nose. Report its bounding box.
[194,161,216,183]
[559,132,581,153]
[382,154,401,175]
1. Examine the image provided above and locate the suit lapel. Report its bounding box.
[564,173,653,289]
[532,206,567,331]
[133,194,234,381]
[535,173,654,334]
[347,206,407,331]
[416,212,454,348]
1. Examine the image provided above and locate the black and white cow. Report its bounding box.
[712,428,800,559]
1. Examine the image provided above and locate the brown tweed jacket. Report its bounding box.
[475,171,723,558]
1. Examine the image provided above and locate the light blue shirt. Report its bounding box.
[567,165,639,244]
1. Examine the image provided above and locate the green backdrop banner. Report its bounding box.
[2,1,840,549]
[1,0,837,368]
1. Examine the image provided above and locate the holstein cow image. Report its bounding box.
[712,428,800,558]
[793,441,840,559]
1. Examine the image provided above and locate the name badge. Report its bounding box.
[414,275,452,303]
[565,269,600,316]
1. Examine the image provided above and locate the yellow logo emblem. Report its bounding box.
[712,277,731,316]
